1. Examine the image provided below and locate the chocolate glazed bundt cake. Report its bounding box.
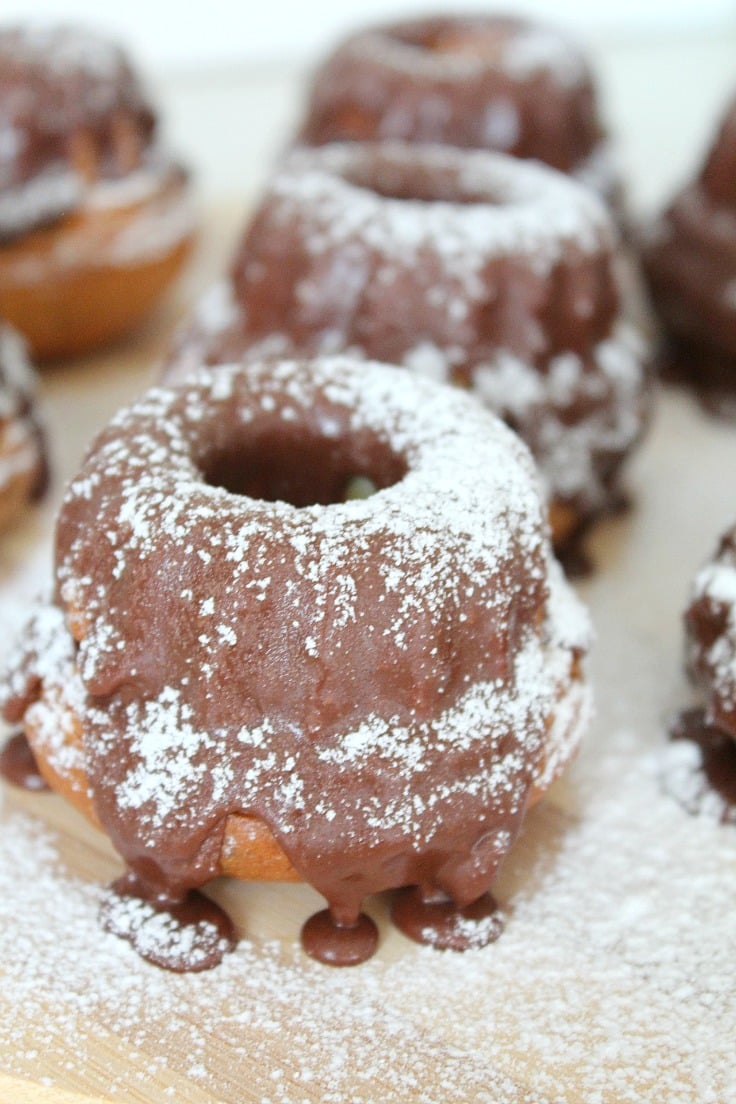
[166,142,650,559]
[0,24,195,358]
[687,527,736,742]
[667,524,736,824]
[642,95,736,414]
[295,13,623,212]
[2,356,591,969]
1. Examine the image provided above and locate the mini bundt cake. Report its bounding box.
[2,355,591,969]
[295,13,622,211]
[0,323,47,529]
[165,142,650,557]
[0,24,196,358]
[642,95,736,414]
[665,525,736,824]
[686,525,736,741]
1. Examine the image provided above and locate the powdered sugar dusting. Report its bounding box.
[168,287,648,517]
[109,686,235,824]
[9,603,88,786]
[431,318,647,512]
[100,888,234,971]
[277,144,611,284]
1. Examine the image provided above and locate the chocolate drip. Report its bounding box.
[301,909,379,966]
[100,872,236,973]
[391,886,504,950]
[0,732,49,791]
[668,709,736,823]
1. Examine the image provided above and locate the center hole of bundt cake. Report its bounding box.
[342,161,496,206]
[201,426,405,508]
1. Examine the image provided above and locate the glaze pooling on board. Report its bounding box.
[2,356,590,965]
[100,871,237,972]
[0,24,156,241]
[164,144,650,526]
[300,908,379,966]
[391,885,505,950]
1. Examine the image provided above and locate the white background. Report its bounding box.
[2,0,736,69]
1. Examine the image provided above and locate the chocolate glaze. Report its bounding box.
[391,886,504,950]
[1,358,590,969]
[301,909,379,966]
[100,872,236,972]
[668,709,736,824]
[295,15,614,199]
[643,96,736,406]
[0,25,156,241]
[229,151,619,360]
[0,731,49,791]
[164,143,650,545]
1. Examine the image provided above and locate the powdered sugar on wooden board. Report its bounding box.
[0,719,733,1103]
[0,367,735,1102]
